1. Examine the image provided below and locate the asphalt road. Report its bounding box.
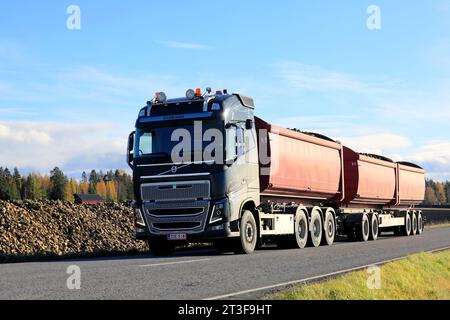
[0,227,449,300]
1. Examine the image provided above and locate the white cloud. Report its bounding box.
[155,40,210,50]
[0,121,127,174]
[275,61,394,94]
[407,141,450,165]
[338,134,411,155]
[0,107,38,116]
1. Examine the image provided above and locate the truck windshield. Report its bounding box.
[134,121,224,163]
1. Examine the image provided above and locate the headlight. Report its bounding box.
[210,200,227,224]
[134,208,146,227]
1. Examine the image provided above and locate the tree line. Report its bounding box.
[424,180,450,206]
[0,167,133,202]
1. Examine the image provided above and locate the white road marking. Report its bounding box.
[204,245,450,300]
[139,258,210,268]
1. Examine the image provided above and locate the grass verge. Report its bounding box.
[270,250,450,300]
[427,223,450,229]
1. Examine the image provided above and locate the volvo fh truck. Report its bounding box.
[127,88,425,255]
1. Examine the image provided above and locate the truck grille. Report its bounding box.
[141,180,210,202]
[141,180,211,235]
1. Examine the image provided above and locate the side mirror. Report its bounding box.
[245,119,253,130]
[127,131,135,169]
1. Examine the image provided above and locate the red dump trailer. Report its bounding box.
[255,116,425,246]
[256,118,344,204]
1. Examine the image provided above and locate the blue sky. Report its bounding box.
[0,1,449,179]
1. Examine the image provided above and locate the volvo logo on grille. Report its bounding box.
[170,166,178,173]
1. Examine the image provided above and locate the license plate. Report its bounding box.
[167,233,187,241]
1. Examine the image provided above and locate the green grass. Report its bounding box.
[427,223,450,229]
[270,250,450,300]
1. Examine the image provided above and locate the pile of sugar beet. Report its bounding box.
[0,200,148,262]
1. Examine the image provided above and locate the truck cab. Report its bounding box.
[127,89,260,255]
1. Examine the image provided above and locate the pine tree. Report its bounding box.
[49,167,68,201]
[81,171,88,183]
[446,182,450,206]
[0,167,7,200]
[13,168,22,200]
[24,174,38,200]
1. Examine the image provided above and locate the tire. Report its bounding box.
[356,213,370,242]
[234,210,258,254]
[411,211,418,235]
[276,209,309,249]
[294,209,309,249]
[149,239,175,256]
[401,212,412,236]
[417,211,424,235]
[369,213,379,241]
[308,208,322,247]
[322,208,335,246]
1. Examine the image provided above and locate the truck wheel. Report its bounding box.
[234,210,257,254]
[149,240,175,256]
[411,211,418,235]
[308,209,322,247]
[356,213,370,242]
[294,209,309,248]
[417,211,424,235]
[369,214,379,241]
[401,212,412,236]
[321,209,335,246]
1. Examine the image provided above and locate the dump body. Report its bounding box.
[256,117,343,204]
[343,147,397,207]
[397,162,426,206]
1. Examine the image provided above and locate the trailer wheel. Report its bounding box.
[148,240,175,256]
[234,210,257,254]
[411,211,418,235]
[356,213,370,242]
[322,208,335,246]
[401,212,411,236]
[417,211,424,235]
[369,214,379,241]
[308,209,322,247]
[295,209,309,248]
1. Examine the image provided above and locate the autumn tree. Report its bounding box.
[435,182,447,204]
[424,186,438,205]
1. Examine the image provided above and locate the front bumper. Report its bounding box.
[133,198,238,241]
[136,222,239,242]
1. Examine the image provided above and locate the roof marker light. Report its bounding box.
[195,88,202,96]
[186,89,195,100]
[155,91,167,103]
[215,90,222,95]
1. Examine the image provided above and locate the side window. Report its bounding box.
[226,126,237,161]
[236,127,245,156]
[138,132,153,156]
